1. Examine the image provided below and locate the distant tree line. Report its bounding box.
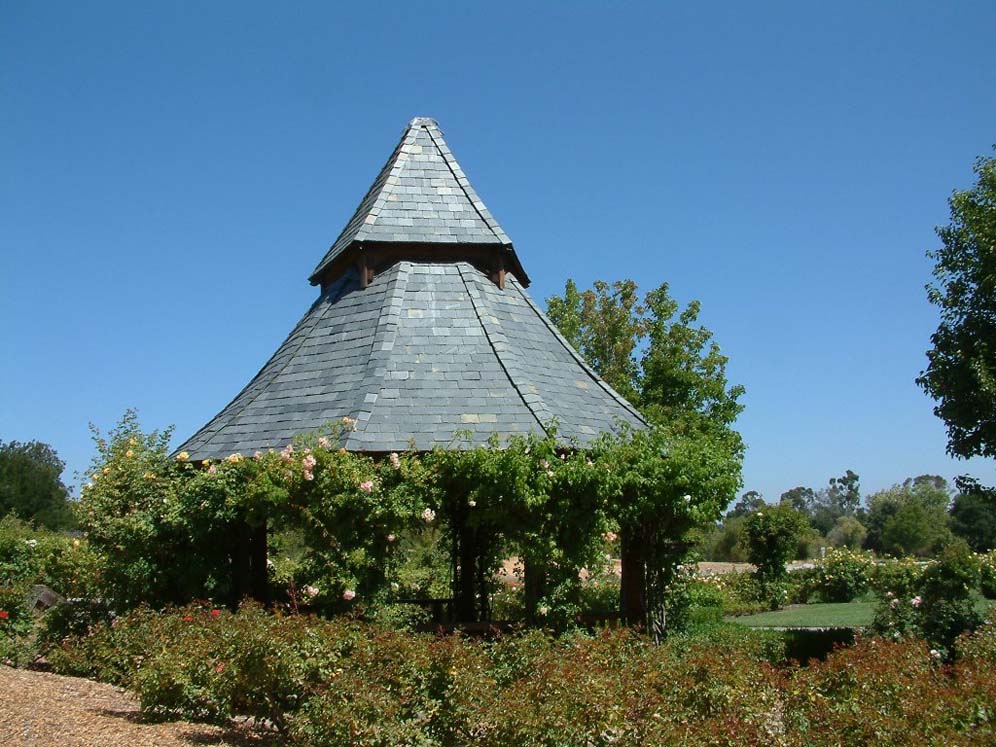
[703,470,996,562]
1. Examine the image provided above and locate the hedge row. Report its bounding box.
[47,603,996,747]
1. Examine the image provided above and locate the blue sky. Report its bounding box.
[2,1,995,502]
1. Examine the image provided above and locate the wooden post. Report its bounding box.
[358,253,369,289]
[523,557,546,621]
[619,528,645,627]
[455,524,478,622]
[249,519,269,605]
[231,520,252,607]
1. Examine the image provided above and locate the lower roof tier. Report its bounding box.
[179,261,645,459]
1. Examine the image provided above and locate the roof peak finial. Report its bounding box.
[408,116,438,128]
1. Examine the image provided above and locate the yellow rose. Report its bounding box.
[176,451,190,462]
[125,449,135,458]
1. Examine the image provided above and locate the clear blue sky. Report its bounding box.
[3,1,995,502]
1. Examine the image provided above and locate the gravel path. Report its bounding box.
[0,666,276,747]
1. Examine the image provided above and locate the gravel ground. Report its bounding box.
[0,666,276,747]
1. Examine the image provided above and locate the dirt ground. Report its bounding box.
[0,666,275,747]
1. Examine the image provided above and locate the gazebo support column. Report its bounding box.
[454,524,479,622]
[523,557,546,621]
[231,519,270,607]
[249,520,269,604]
[619,528,646,626]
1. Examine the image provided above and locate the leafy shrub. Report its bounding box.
[813,547,874,602]
[874,542,984,658]
[783,637,995,746]
[956,613,996,663]
[0,515,103,665]
[697,570,767,616]
[45,604,996,746]
[745,504,810,608]
[871,556,926,598]
[0,584,34,665]
[978,550,996,598]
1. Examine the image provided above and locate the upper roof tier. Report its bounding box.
[309,117,528,287]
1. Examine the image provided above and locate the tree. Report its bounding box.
[546,279,745,432]
[0,439,73,529]
[950,477,996,551]
[639,284,745,432]
[727,490,765,519]
[863,477,952,556]
[546,279,644,404]
[779,486,816,514]
[917,150,996,460]
[778,471,861,536]
[827,515,867,550]
[744,503,810,607]
[547,279,745,634]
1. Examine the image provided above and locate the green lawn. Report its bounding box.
[732,602,877,628]
[731,596,994,629]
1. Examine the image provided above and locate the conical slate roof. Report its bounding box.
[179,119,644,460]
[309,117,527,287]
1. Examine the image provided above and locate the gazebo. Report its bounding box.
[179,117,644,460]
[178,117,647,622]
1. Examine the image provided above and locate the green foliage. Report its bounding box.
[75,410,739,636]
[0,439,74,529]
[545,279,644,403]
[77,411,423,611]
[545,278,745,434]
[827,515,867,550]
[871,556,926,598]
[779,471,861,536]
[45,605,996,746]
[696,571,767,616]
[701,515,749,562]
[918,148,996,461]
[813,547,874,602]
[744,503,810,599]
[980,550,996,598]
[950,478,996,551]
[0,515,101,664]
[863,476,953,556]
[874,542,984,658]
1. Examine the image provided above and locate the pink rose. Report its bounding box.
[360,480,374,493]
[342,589,356,601]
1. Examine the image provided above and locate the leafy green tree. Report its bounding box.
[779,471,861,536]
[728,490,765,519]
[917,150,996,460]
[702,515,749,562]
[546,279,745,432]
[863,476,952,556]
[779,486,816,514]
[827,515,867,550]
[826,470,862,516]
[547,278,745,633]
[0,439,73,529]
[949,477,996,551]
[744,503,810,608]
[639,285,745,432]
[545,279,644,404]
